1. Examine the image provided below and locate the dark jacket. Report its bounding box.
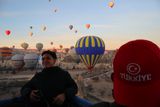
[91,102,126,107]
[21,66,78,107]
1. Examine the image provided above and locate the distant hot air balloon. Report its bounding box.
[36,43,43,52]
[5,30,11,36]
[54,8,58,12]
[30,26,33,29]
[49,0,51,2]
[29,32,33,36]
[75,30,78,33]
[86,24,90,29]
[11,54,24,70]
[59,45,63,49]
[69,25,73,30]
[12,45,15,49]
[50,42,53,45]
[108,1,114,8]
[42,26,46,31]
[21,42,29,50]
[75,36,105,71]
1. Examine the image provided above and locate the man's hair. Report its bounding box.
[42,50,57,59]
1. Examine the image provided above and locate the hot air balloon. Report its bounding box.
[29,32,33,36]
[24,53,39,69]
[50,42,53,45]
[85,24,90,29]
[12,45,15,49]
[75,36,105,71]
[0,47,12,63]
[42,26,46,31]
[69,25,73,30]
[108,1,114,8]
[30,26,33,29]
[54,8,58,12]
[11,54,24,70]
[59,45,63,49]
[75,30,78,33]
[36,43,43,52]
[5,30,11,36]
[21,42,29,50]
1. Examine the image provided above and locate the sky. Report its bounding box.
[0,0,160,50]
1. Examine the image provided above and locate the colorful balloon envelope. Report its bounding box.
[75,36,105,71]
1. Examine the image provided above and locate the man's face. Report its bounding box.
[42,54,56,68]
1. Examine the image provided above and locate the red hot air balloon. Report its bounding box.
[5,30,11,36]
[86,24,90,29]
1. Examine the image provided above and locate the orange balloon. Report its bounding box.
[86,24,90,29]
[29,32,33,36]
[108,1,114,8]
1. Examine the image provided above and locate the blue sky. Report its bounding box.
[0,0,160,49]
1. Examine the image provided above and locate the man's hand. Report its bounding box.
[53,93,65,105]
[30,90,40,102]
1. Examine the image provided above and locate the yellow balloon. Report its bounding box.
[108,1,114,8]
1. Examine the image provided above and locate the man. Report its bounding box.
[21,50,78,107]
[91,39,160,107]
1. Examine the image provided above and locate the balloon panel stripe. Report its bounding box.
[91,54,95,67]
[81,55,88,66]
[80,37,85,48]
[85,36,89,48]
[92,55,100,66]
[96,37,101,47]
[91,36,95,47]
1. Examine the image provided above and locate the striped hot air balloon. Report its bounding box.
[75,36,105,71]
